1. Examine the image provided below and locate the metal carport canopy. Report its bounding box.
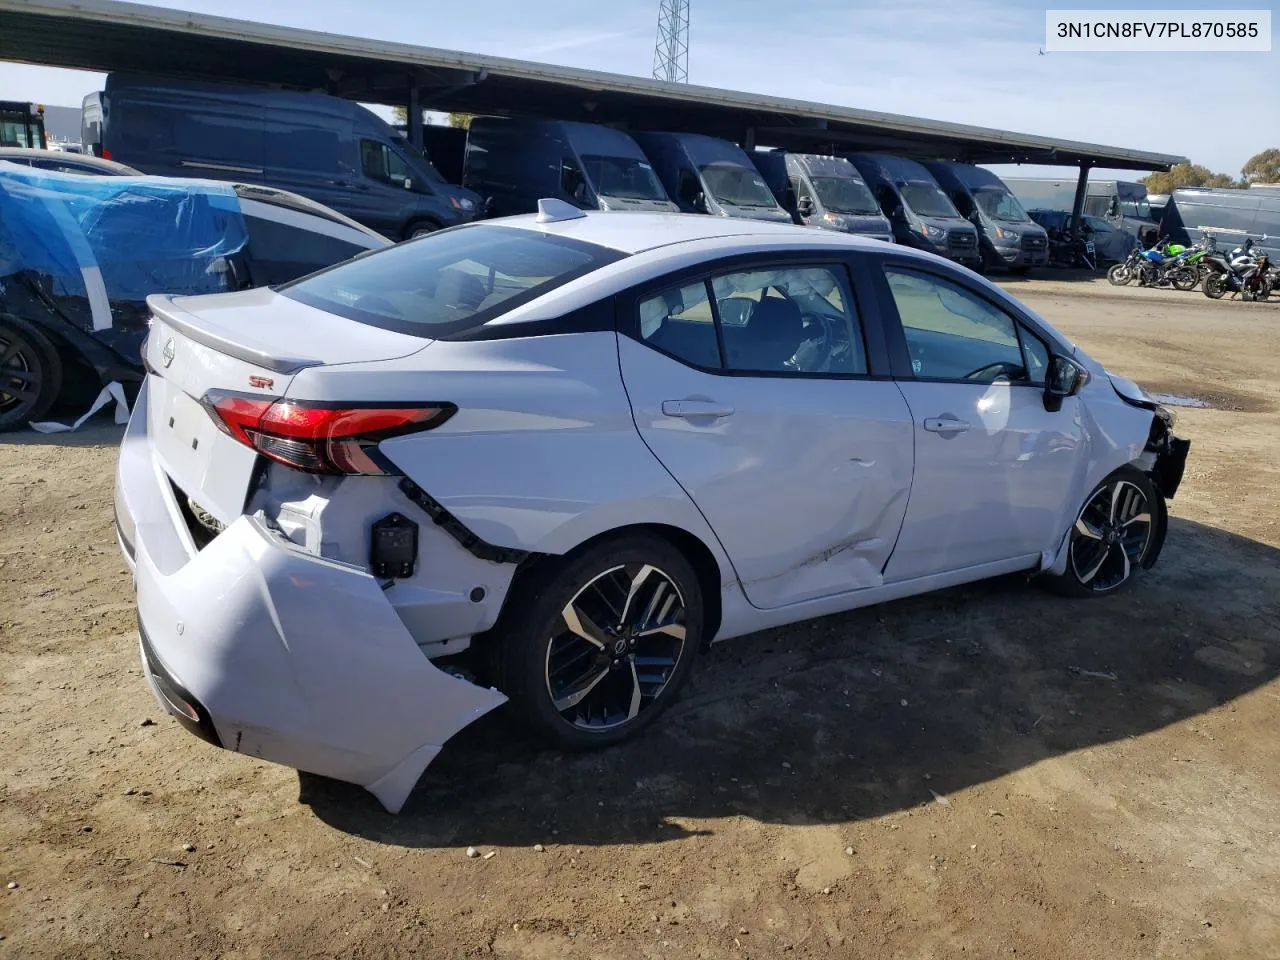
[0,0,1185,171]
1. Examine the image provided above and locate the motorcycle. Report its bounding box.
[1202,236,1273,301]
[1107,237,1204,290]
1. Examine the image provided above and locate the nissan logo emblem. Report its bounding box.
[161,338,175,368]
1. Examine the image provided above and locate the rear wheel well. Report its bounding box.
[504,524,724,648]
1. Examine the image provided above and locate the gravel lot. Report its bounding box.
[2,278,1278,959]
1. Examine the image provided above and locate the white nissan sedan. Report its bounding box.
[115,201,1189,812]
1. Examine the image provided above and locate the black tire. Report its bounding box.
[1043,467,1163,598]
[1203,274,1228,299]
[1170,267,1199,292]
[1009,264,1031,276]
[1106,263,1132,286]
[488,532,704,751]
[404,220,439,240]
[0,315,63,431]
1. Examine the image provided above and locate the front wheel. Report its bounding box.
[1171,268,1199,292]
[1203,274,1228,299]
[488,533,703,750]
[404,220,439,240]
[1106,263,1132,286]
[1044,468,1163,598]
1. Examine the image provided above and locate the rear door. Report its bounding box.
[869,261,1088,583]
[618,254,915,609]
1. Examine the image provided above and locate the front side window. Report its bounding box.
[361,140,412,187]
[883,266,1045,383]
[697,163,777,208]
[639,281,721,369]
[638,264,867,375]
[560,157,589,204]
[898,182,959,218]
[281,224,623,338]
[580,155,666,201]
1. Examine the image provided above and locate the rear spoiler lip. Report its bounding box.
[145,294,320,375]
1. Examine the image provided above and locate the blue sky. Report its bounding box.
[1,0,1275,181]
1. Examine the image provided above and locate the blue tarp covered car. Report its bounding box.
[0,162,388,429]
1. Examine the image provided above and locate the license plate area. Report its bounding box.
[148,376,260,526]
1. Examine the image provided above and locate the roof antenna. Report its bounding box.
[536,198,588,223]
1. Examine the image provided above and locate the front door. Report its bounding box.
[618,259,915,609]
[875,264,1087,583]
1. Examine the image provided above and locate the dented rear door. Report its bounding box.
[618,259,915,610]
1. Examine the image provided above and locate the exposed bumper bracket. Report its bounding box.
[398,478,529,566]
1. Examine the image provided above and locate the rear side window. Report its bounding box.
[280,224,624,337]
[639,264,867,375]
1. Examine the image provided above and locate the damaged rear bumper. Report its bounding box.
[116,393,507,813]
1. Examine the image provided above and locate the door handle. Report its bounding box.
[923,417,971,434]
[662,400,735,420]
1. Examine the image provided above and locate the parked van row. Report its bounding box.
[82,72,1047,271]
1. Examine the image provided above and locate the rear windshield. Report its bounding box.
[280,224,624,337]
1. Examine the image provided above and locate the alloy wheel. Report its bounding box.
[1069,479,1154,593]
[545,563,688,732]
[0,331,42,419]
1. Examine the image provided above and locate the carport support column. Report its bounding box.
[1070,162,1091,238]
[742,127,756,152]
[408,82,423,151]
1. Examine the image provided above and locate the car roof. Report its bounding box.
[0,148,140,175]
[491,209,885,255]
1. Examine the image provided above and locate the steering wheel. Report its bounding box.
[963,361,1025,382]
[786,311,837,372]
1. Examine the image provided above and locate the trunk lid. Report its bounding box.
[143,290,430,526]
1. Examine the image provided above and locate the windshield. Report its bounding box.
[580,154,668,201]
[0,114,40,149]
[1120,198,1152,219]
[899,181,959,218]
[974,187,1031,222]
[698,162,778,208]
[810,176,880,215]
[281,224,623,338]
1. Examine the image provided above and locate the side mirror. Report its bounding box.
[693,191,708,213]
[1043,355,1090,412]
[797,196,814,218]
[403,177,414,190]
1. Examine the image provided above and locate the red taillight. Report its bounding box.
[101,147,113,160]
[201,392,454,475]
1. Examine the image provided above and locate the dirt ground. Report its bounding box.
[2,278,1278,960]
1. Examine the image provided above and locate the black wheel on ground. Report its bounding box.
[1042,466,1163,598]
[1009,264,1031,276]
[488,532,704,750]
[404,220,439,240]
[0,315,63,431]
[1203,274,1228,299]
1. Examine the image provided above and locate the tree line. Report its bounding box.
[1142,148,1280,194]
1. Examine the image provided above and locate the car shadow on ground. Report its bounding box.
[301,517,1279,848]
